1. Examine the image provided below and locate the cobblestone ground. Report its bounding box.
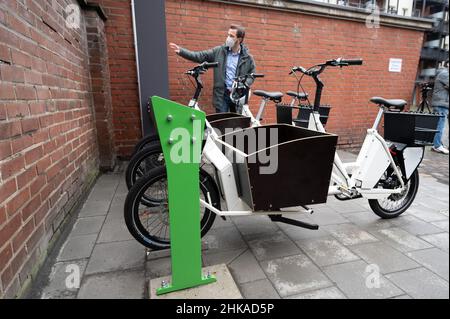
[28,150,449,299]
[421,148,449,185]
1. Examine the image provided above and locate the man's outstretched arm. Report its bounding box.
[169,43,216,63]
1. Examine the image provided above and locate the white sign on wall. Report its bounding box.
[389,58,402,72]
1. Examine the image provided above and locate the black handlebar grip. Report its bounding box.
[204,62,219,68]
[341,59,363,66]
[252,73,265,78]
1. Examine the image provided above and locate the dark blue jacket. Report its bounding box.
[178,44,256,110]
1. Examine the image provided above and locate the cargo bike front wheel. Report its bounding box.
[124,166,220,250]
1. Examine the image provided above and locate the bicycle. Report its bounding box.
[129,61,220,158]
[125,61,219,190]
[125,66,277,191]
[124,68,277,249]
[125,57,434,250]
[288,58,428,218]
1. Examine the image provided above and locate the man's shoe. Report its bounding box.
[431,146,450,155]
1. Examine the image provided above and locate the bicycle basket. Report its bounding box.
[293,105,332,128]
[384,111,444,146]
[207,112,251,135]
[217,124,338,211]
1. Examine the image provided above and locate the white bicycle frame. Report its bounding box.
[307,107,407,200]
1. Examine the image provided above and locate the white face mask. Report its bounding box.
[225,36,236,49]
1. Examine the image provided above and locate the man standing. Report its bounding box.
[169,24,256,113]
[431,61,449,155]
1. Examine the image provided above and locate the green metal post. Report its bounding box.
[151,96,216,295]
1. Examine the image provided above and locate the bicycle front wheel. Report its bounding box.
[125,142,164,191]
[131,134,160,157]
[124,166,220,250]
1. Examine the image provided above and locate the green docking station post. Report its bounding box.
[151,96,216,295]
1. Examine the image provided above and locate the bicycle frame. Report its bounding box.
[293,61,408,200]
[307,108,406,200]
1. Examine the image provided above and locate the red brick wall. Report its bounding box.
[93,0,425,156]
[0,0,101,298]
[95,0,141,158]
[165,0,425,147]
[85,10,115,169]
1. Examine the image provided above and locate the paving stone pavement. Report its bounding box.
[29,150,449,299]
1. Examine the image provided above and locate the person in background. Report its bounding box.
[169,24,256,113]
[431,60,449,155]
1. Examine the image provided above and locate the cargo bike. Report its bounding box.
[124,62,280,191]
[124,58,443,250]
[280,58,443,218]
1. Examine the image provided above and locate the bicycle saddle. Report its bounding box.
[286,91,309,100]
[253,90,283,103]
[370,96,407,111]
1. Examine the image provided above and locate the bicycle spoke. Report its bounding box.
[136,166,145,178]
[138,206,161,216]
[155,222,165,239]
[379,179,411,212]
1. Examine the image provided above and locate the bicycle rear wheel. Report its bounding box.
[369,169,419,219]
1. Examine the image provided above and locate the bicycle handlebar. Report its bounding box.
[202,61,219,69]
[185,61,219,76]
[234,73,265,82]
[289,58,363,112]
[252,73,265,78]
[290,58,363,76]
[184,62,219,101]
[325,58,363,67]
[340,59,363,66]
[289,66,307,75]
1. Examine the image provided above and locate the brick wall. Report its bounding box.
[0,0,106,298]
[95,0,141,158]
[85,10,115,170]
[165,0,425,148]
[89,0,425,156]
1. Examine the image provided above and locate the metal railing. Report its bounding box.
[310,0,449,18]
